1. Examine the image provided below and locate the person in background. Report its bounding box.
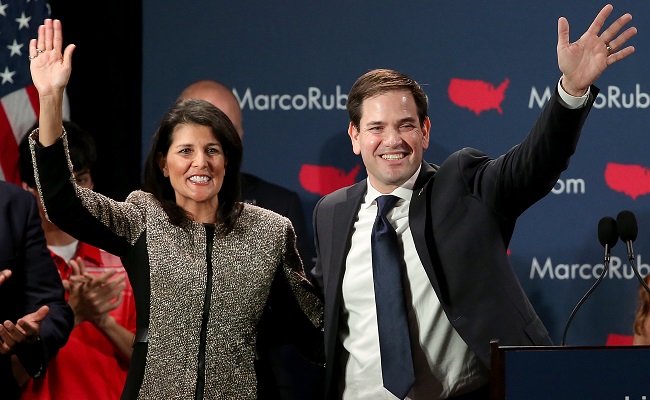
[18,120,137,400]
[28,18,323,399]
[633,274,650,345]
[177,79,324,399]
[0,180,74,400]
[311,4,636,399]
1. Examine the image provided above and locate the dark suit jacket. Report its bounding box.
[312,86,598,398]
[0,181,73,399]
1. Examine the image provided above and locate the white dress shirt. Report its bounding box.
[340,167,487,400]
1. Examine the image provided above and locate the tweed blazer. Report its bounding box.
[30,134,324,400]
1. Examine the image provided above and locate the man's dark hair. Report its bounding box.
[347,68,429,130]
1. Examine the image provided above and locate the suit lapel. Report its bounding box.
[323,181,366,395]
[326,182,366,301]
[410,162,442,292]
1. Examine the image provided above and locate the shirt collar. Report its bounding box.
[362,164,422,209]
[75,241,103,265]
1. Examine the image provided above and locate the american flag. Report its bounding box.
[0,0,68,184]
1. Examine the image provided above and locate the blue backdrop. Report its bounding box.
[141,1,650,346]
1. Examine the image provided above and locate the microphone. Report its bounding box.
[598,216,619,263]
[561,216,617,346]
[616,210,650,296]
[617,210,638,262]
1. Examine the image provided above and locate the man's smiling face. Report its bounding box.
[349,89,430,194]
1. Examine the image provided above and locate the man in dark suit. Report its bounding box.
[0,180,74,399]
[178,80,323,400]
[311,5,636,399]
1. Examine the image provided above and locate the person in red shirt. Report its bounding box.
[18,120,136,400]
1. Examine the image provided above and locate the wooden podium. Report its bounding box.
[490,340,650,400]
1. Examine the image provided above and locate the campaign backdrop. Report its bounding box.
[141,1,650,346]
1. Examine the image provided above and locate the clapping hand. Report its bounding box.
[0,306,49,355]
[62,257,127,328]
[0,267,47,354]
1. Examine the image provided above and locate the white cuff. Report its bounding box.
[557,77,590,109]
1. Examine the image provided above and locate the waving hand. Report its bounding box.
[557,4,637,96]
[28,19,75,147]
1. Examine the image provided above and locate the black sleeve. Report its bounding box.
[32,137,131,257]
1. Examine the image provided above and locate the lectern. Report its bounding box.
[490,340,650,400]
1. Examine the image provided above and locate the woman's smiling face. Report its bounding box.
[159,123,226,216]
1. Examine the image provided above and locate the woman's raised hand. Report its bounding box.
[29,19,75,99]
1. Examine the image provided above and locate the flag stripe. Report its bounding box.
[0,0,55,184]
[0,87,38,184]
[0,104,18,183]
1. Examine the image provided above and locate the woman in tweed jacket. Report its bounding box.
[28,19,324,399]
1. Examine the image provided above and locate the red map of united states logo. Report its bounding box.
[448,78,510,115]
[605,162,650,200]
[299,164,362,197]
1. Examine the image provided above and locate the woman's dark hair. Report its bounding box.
[347,68,428,130]
[143,98,243,232]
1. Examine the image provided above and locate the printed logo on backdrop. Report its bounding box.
[298,164,362,197]
[447,78,510,116]
[529,84,650,109]
[233,87,347,111]
[530,255,650,281]
[605,162,650,200]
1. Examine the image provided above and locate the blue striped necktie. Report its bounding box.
[371,195,415,399]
